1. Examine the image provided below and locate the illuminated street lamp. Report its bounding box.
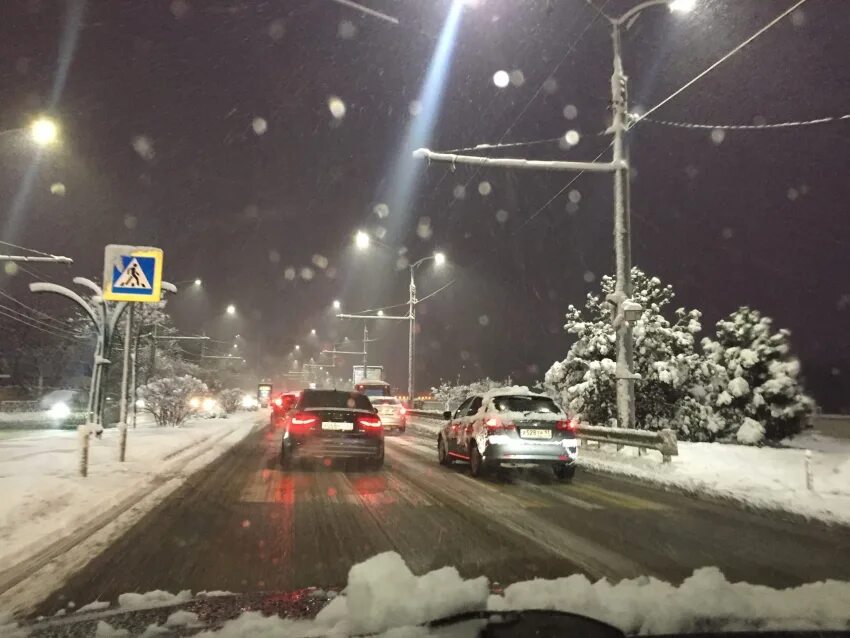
[226,304,236,315]
[194,278,202,286]
[434,251,446,267]
[30,117,59,147]
[332,299,341,310]
[354,230,370,250]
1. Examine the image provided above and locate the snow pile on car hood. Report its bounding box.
[197,551,850,637]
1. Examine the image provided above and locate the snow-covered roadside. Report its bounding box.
[15,551,849,637]
[407,416,444,436]
[0,412,262,612]
[578,430,850,525]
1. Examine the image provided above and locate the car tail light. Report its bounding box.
[399,406,407,415]
[290,412,319,432]
[485,417,515,435]
[273,397,283,408]
[357,414,383,431]
[556,419,576,432]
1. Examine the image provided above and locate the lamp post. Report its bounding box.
[412,0,694,427]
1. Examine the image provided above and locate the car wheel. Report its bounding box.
[469,442,485,478]
[280,443,292,470]
[368,446,385,471]
[553,464,575,481]
[438,436,453,466]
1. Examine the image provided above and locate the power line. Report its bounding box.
[442,136,563,155]
[0,302,80,337]
[0,288,74,329]
[0,239,56,258]
[0,307,80,341]
[632,0,809,126]
[633,112,850,131]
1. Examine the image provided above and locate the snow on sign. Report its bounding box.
[103,244,164,302]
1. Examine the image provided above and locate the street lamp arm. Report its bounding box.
[162,281,178,294]
[72,277,103,297]
[614,0,670,27]
[336,313,411,320]
[413,148,623,173]
[29,282,99,327]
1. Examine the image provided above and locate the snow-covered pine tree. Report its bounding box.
[544,268,724,441]
[702,307,814,444]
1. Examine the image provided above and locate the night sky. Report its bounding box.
[1,0,848,410]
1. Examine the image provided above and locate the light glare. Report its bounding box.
[226,304,236,315]
[355,231,370,250]
[669,0,695,13]
[434,252,446,266]
[30,117,59,146]
[492,70,509,88]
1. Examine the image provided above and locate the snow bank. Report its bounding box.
[0,413,260,592]
[577,430,850,525]
[83,552,849,636]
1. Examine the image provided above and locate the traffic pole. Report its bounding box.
[118,304,134,461]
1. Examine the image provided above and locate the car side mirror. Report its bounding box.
[442,411,452,420]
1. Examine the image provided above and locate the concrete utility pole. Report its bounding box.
[410,1,694,427]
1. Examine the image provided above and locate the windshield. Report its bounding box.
[2,1,847,634]
[299,390,373,411]
[492,396,562,415]
[371,397,401,406]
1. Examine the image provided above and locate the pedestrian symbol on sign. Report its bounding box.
[114,258,152,289]
[103,245,164,302]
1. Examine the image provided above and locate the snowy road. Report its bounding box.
[31,425,850,616]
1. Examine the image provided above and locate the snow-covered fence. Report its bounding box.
[0,400,41,413]
[576,424,678,463]
[406,409,445,421]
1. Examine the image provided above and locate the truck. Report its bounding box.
[352,365,384,384]
[352,365,392,398]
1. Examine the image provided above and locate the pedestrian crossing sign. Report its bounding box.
[103,244,164,302]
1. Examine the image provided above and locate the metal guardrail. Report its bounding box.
[406,409,444,420]
[576,424,678,463]
[406,411,679,463]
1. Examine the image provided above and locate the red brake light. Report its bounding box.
[357,414,382,430]
[556,419,576,432]
[290,412,319,432]
[485,417,515,435]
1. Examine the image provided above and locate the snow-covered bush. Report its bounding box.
[138,375,208,427]
[545,268,725,441]
[218,388,244,414]
[703,307,814,444]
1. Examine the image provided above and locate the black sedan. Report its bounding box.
[279,389,384,470]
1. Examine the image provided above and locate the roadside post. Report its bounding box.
[103,245,165,464]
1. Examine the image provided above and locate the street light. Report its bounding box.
[434,251,446,267]
[310,328,317,336]
[30,117,59,147]
[333,299,341,310]
[294,344,300,350]
[194,278,202,286]
[669,0,696,12]
[354,230,371,250]
[226,304,236,315]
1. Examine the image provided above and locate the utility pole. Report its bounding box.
[408,270,416,407]
[362,324,368,380]
[407,1,703,428]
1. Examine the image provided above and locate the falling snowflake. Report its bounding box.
[542,77,558,94]
[268,250,280,264]
[50,182,66,196]
[328,96,346,119]
[509,70,525,87]
[568,189,581,204]
[562,104,578,120]
[373,202,389,218]
[564,130,580,146]
[338,20,357,39]
[252,117,267,135]
[478,181,492,196]
[495,209,509,223]
[300,267,314,281]
[312,254,328,269]
[284,267,296,281]
[408,101,422,117]
[710,128,725,145]
[132,135,155,161]
[124,215,137,229]
[268,19,285,41]
[453,184,466,200]
[416,217,433,240]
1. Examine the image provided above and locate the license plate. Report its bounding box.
[521,428,552,439]
[322,421,353,431]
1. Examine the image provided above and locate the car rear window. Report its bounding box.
[371,397,400,405]
[299,390,373,411]
[491,396,562,414]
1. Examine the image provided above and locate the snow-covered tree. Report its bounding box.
[138,375,208,426]
[219,388,244,414]
[545,268,725,441]
[702,307,814,444]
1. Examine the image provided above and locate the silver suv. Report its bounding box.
[437,390,578,480]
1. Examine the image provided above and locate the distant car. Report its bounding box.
[280,389,384,470]
[189,396,226,419]
[270,391,299,426]
[370,396,406,432]
[437,389,578,480]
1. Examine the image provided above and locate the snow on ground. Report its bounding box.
[19,551,849,636]
[407,415,444,435]
[0,412,261,588]
[578,429,850,525]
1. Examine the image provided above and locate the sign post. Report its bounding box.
[103,245,165,465]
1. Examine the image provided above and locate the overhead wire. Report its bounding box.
[0,301,80,336]
[631,0,810,127]
[633,112,850,131]
[0,306,80,341]
[0,288,74,329]
[0,239,57,258]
